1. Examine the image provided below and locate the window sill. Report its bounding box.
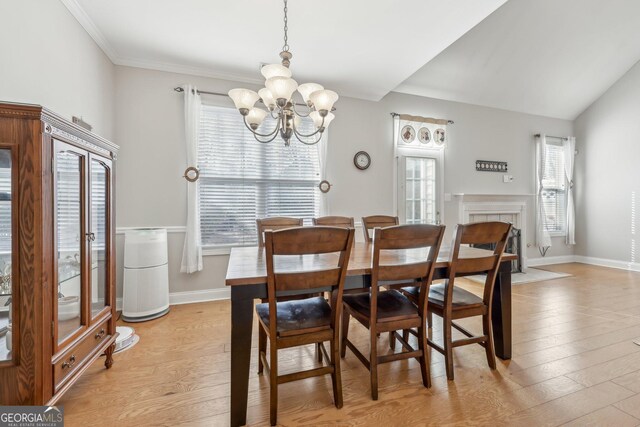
[548,232,567,238]
[202,247,232,256]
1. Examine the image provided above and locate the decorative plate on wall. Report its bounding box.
[434,128,446,145]
[418,127,431,144]
[401,125,416,144]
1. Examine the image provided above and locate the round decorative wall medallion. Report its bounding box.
[318,180,332,193]
[183,166,200,182]
[401,125,416,144]
[418,127,431,144]
[353,151,371,170]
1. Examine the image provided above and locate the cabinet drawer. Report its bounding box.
[53,320,111,392]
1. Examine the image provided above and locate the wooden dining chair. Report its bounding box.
[256,217,303,247]
[312,216,355,228]
[361,215,399,242]
[402,221,511,381]
[257,226,355,425]
[341,224,445,400]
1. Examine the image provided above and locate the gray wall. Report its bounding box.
[574,60,640,264]
[114,65,574,297]
[0,0,116,140]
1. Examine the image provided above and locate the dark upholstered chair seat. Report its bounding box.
[403,282,484,309]
[343,290,418,322]
[256,296,331,337]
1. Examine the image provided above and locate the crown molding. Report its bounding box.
[59,0,118,62]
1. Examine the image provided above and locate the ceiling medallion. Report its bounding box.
[228,0,338,146]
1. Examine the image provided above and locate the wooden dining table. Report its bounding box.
[225,242,517,426]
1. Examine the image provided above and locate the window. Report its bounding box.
[397,154,441,225]
[198,105,321,247]
[539,141,567,235]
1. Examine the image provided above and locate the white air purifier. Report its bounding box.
[122,228,170,322]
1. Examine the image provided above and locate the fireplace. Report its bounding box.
[472,226,522,273]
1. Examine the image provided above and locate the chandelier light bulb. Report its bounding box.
[265,77,298,103]
[309,89,338,114]
[260,63,292,80]
[228,88,260,114]
[246,108,267,130]
[258,88,276,109]
[298,83,324,105]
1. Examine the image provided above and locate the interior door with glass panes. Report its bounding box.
[88,154,112,322]
[54,141,89,349]
[398,156,439,225]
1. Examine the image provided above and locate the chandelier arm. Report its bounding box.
[243,115,280,138]
[292,114,325,138]
[291,102,312,118]
[253,130,281,144]
[294,131,323,145]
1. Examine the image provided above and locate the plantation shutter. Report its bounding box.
[540,141,567,234]
[198,105,321,247]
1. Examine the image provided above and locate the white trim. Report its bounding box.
[527,255,576,267]
[574,256,640,272]
[169,288,230,305]
[59,0,118,61]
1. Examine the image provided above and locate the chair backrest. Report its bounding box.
[264,226,355,331]
[448,221,512,305]
[361,215,399,242]
[312,216,355,228]
[256,217,303,247]
[370,224,446,320]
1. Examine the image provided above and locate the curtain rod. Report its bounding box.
[174,86,327,109]
[534,134,568,141]
[390,112,454,125]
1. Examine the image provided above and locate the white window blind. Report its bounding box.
[0,161,11,254]
[198,105,321,247]
[540,141,567,234]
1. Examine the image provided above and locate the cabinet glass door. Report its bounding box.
[90,157,110,319]
[56,146,86,345]
[0,148,14,362]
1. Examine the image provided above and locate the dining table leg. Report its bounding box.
[230,284,261,427]
[492,260,512,360]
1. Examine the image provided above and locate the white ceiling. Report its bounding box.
[395,0,640,120]
[62,0,506,101]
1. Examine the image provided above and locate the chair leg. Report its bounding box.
[330,338,344,408]
[370,328,379,400]
[443,315,454,381]
[427,311,433,329]
[341,309,350,358]
[389,331,396,350]
[418,324,431,388]
[402,329,410,343]
[483,313,497,370]
[269,342,278,426]
[316,343,323,363]
[258,326,266,375]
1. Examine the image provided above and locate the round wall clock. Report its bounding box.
[354,151,371,170]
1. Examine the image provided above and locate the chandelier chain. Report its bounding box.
[282,0,289,52]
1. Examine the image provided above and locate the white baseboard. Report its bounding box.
[115,288,230,311]
[169,288,231,305]
[574,255,640,272]
[527,255,577,267]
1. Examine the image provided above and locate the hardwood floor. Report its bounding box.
[58,263,640,426]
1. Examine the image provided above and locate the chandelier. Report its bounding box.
[228,0,338,146]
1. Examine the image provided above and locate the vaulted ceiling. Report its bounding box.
[62,0,640,120]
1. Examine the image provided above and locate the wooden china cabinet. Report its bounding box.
[0,102,118,405]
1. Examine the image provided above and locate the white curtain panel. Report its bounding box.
[317,130,329,215]
[536,135,552,248]
[180,84,203,273]
[563,137,576,245]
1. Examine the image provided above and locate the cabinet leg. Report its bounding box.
[105,343,115,369]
